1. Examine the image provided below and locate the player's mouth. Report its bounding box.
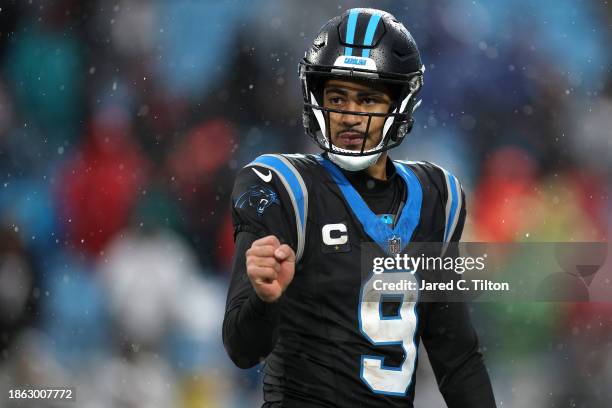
[337,131,366,149]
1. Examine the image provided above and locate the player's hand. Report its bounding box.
[246,235,295,303]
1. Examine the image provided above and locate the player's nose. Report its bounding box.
[340,101,364,127]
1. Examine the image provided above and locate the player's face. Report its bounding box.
[323,79,392,153]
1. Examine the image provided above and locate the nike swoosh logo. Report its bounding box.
[252,167,272,183]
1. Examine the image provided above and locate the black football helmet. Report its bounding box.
[299,8,424,171]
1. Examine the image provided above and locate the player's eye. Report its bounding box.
[328,96,345,105]
[361,96,380,105]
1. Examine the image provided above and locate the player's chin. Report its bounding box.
[332,138,368,152]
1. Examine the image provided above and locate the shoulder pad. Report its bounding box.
[395,160,464,246]
[244,154,309,261]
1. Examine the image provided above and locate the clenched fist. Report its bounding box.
[246,235,295,303]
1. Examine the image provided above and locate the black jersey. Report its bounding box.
[223,153,495,408]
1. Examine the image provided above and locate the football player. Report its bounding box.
[223,8,496,407]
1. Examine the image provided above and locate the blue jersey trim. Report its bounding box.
[444,172,458,241]
[316,156,422,255]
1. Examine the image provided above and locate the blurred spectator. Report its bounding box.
[56,106,149,255]
[0,1,610,406]
[0,227,39,360]
[165,119,237,269]
[4,10,84,163]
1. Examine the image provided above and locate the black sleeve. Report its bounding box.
[422,188,497,407]
[222,163,297,368]
[222,231,281,368]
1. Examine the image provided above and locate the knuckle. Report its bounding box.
[246,257,255,269]
[247,265,260,276]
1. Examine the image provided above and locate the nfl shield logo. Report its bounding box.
[388,236,401,255]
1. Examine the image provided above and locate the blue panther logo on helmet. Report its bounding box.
[235,185,280,216]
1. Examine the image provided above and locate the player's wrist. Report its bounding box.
[249,291,282,316]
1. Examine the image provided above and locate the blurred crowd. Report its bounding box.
[0,0,610,407]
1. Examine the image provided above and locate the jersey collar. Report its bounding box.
[316,155,422,255]
[340,156,399,195]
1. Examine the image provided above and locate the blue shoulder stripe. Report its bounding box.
[423,162,463,254]
[247,154,308,261]
[444,172,459,242]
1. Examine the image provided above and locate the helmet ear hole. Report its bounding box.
[302,109,310,128]
[388,118,413,143]
[401,118,414,135]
